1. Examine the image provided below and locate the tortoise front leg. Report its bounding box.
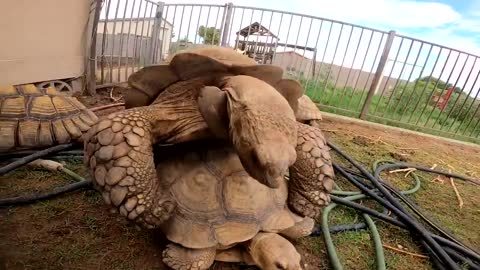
[84,108,176,228]
[162,243,216,270]
[288,122,335,218]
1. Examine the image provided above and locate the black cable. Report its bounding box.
[329,142,460,269]
[330,193,480,268]
[374,162,480,259]
[445,247,480,270]
[331,191,480,264]
[432,236,480,263]
[0,149,83,160]
[0,143,76,176]
[311,223,368,236]
[375,169,469,250]
[0,179,92,207]
[330,195,406,228]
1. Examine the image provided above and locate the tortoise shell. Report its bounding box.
[156,145,298,249]
[124,47,294,109]
[125,47,321,124]
[295,95,322,122]
[0,84,98,152]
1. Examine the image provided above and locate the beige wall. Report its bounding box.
[0,0,91,86]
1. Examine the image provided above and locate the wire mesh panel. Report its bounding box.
[94,0,480,142]
[363,34,480,141]
[96,0,161,85]
[160,4,227,58]
[222,6,393,118]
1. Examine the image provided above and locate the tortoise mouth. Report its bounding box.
[237,150,284,189]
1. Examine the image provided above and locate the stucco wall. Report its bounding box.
[0,0,91,86]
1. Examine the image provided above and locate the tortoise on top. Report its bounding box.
[125,46,323,133]
[0,84,98,153]
[84,46,334,231]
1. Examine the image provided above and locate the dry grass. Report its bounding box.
[1,116,479,270]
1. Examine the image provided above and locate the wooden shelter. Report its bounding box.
[235,22,279,64]
[234,22,318,76]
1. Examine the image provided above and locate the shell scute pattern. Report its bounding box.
[161,147,295,249]
[0,84,98,152]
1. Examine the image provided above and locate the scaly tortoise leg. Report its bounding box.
[84,108,175,228]
[162,243,216,270]
[288,122,335,218]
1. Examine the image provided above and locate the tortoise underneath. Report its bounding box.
[148,141,314,270]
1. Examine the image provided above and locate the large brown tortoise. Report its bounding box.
[83,46,334,231]
[152,141,317,270]
[0,84,98,153]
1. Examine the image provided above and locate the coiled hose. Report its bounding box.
[325,142,480,270]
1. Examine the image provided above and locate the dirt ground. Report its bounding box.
[0,92,479,270]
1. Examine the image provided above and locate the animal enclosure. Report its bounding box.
[92,1,480,144]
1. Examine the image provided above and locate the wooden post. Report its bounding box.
[312,48,317,78]
[220,3,233,47]
[86,0,102,96]
[146,2,165,65]
[359,30,396,119]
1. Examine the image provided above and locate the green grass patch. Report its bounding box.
[300,77,480,144]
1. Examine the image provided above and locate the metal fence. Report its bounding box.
[93,0,480,143]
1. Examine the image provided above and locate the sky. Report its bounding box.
[100,0,480,97]
[155,0,480,55]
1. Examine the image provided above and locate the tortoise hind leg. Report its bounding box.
[288,122,335,218]
[84,108,175,228]
[162,243,216,270]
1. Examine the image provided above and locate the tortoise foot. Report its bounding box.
[84,109,175,228]
[162,243,216,270]
[280,216,315,240]
[289,123,335,218]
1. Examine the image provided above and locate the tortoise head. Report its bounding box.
[248,233,302,270]
[198,75,301,188]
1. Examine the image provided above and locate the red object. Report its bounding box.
[439,86,455,110]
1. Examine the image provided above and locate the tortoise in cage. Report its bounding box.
[83,46,334,233]
[0,84,98,153]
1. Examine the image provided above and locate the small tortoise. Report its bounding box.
[134,141,317,270]
[84,47,334,230]
[0,84,98,152]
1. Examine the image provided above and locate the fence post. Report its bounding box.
[85,0,102,95]
[359,30,396,119]
[147,1,165,65]
[220,3,234,47]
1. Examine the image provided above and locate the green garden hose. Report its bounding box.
[321,159,422,270]
[321,194,386,270]
[373,160,469,249]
